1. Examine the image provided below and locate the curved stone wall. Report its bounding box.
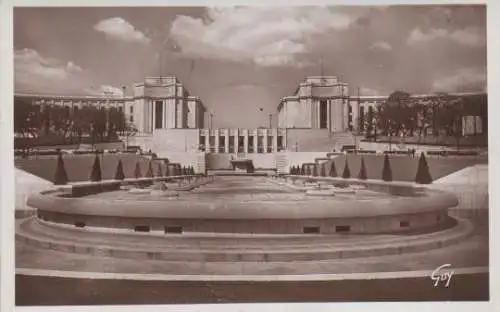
[28,176,458,235]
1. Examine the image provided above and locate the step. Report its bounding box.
[17,217,474,262]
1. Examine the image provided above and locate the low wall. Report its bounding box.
[358,141,483,153]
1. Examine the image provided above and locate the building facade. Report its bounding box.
[16,76,205,136]
[278,76,350,132]
[15,75,487,156]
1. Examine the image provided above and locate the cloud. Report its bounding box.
[407,27,485,47]
[84,85,124,97]
[15,48,85,92]
[15,49,124,96]
[169,7,354,67]
[370,41,392,52]
[432,67,486,92]
[94,17,150,44]
[360,87,381,96]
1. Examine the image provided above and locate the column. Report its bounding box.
[206,131,211,153]
[151,100,156,132]
[253,133,258,154]
[215,128,220,154]
[244,130,249,154]
[225,130,229,153]
[273,129,278,152]
[343,99,348,132]
[234,128,239,153]
[317,100,320,129]
[263,129,268,153]
[162,100,166,128]
[352,99,359,132]
[327,100,331,132]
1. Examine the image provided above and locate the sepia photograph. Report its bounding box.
[10,3,490,307]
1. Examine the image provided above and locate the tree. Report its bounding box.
[342,159,351,179]
[114,159,125,180]
[312,164,318,177]
[435,99,464,150]
[305,165,311,176]
[90,154,102,182]
[14,98,41,139]
[329,162,337,177]
[53,153,68,185]
[382,154,393,182]
[134,162,142,179]
[415,152,433,184]
[414,102,434,144]
[358,157,367,180]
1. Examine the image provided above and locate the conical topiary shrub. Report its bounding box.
[312,164,318,177]
[114,159,125,180]
[342,159,351,179]
[382,154,393,182]
[90,154,102,182]
[157,163,163,177]
[53,153,68,185]
[415,152,433,184]
[300,165,305,175]
[134,161,142,179]
[358,156,367,180]
[320,163,326,177]
[146,161,154,178]
[329,162,337,178]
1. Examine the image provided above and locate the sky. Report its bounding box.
[14,5,487,128]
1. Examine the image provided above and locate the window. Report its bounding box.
[129,115,134,123]
[155,101,163,129]
[229,136,235,153]
[303,226,320,234]
[319,100,328,129]
[238,136,244,152]
[248,136,254,153]
[257,136,264,153]
[267,136,273,153]
[219,136,225,153]
[165,226,183,234]
[335,225,350,232]
[75,221,85,228]
[199,136,206,151]
[130,106,134,114]
[209,136,216,153]
[277,136,284,151]
[400,221,410,228]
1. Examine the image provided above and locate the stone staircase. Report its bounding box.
[294,132,356,152]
